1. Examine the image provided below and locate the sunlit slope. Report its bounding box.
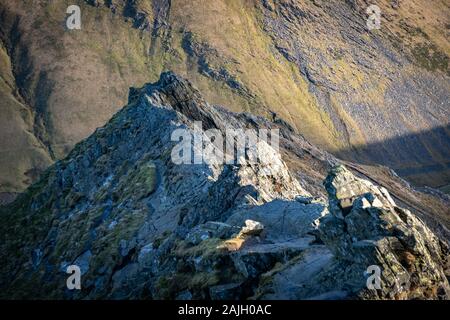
[0,0,448,194]
[0,38,52,195]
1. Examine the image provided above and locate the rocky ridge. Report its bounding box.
[0,72,448,300]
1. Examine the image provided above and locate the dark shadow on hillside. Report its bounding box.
[335,124,450,189]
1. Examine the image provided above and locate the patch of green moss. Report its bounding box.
[155,270,222,299]
[153,230,172,249]
[412,43,449,73]
[114,161,157,203]
[175,238,226,258]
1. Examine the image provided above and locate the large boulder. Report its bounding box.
[319,165,450,299]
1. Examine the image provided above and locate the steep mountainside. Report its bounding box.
[0,0,449,198]
[0,72,448,299]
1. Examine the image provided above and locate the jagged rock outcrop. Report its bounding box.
[255,165,450,300]
[0,72,321,299]
[0,73,448,300]
[320,166,450,299]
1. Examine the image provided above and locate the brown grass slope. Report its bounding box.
[0,0,449,196]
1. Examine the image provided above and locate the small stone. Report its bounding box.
[356,197,372,209]
[239,219,264,237]
[371,197,384,208]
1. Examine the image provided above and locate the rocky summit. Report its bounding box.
[0,72,448,300]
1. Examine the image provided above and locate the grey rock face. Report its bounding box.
[318,165,450,299]
[0,72,318,299]
[255,166,449,300]
[0,73,448,300]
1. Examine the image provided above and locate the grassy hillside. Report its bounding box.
[0,37,52,195]
[0,0,449,195]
